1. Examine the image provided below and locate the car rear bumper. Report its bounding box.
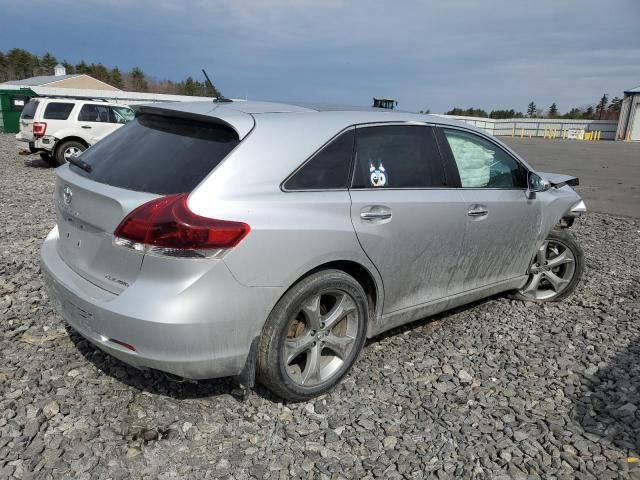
[40,226,281,380]
[15,134,54,153]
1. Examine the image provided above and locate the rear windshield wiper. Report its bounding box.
[68,156,92,173]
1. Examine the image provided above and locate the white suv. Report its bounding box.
[16,97,134,166]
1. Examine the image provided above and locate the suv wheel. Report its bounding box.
[55,140,86,166]
[257,269,368,401]
[515,229,584,302]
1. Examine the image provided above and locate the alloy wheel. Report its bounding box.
[283,290,360,387]
[520,239,576,300]
[64,146,81,161]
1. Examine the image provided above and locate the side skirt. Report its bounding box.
[370,275,528,337]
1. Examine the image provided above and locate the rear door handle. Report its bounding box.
[81,125,92,129]
[467,205,489,217]
[360,205,392,222]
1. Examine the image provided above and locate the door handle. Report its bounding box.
[81,125,92,129]
[467,206,489,217]
[360,206,392,222]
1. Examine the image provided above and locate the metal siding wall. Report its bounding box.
[441,115,619,140]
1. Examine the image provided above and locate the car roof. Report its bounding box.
[137,99,472,139]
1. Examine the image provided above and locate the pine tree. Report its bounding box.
[547,103,558,118]
[62,60,75,74]
[608,97,622,113]
[596,94,609,119]
[40,52,58,74]
[75,60,89,74]
[527,101,537,118]
[181,76,197,96]
[110,67,124,89]
[130,67,148,92]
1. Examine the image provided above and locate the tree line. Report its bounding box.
[444,95,622,120]
[0,48,221,97]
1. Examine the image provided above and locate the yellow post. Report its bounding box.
[512,126,515,137]
[543,129,548,139]
[597,130,601,141]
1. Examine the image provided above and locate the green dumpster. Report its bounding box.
[0,88,37,133]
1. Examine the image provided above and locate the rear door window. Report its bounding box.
[78,104,111,122]
[71,115,240,195]
[284,129,354,190]
[43,102,75,120]
[20,100,39,119]
[352,125,447,189]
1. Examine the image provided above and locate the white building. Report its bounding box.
[615,85,640,141]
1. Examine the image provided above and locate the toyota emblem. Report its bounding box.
[63,185,72,205]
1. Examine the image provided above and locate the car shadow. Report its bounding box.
[65,326,278,402]
[64,293,503,403]
[23,156,52,168]
[573,335,640,455]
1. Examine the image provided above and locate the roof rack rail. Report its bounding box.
[37,95,112,102]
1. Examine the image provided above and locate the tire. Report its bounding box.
[39,152,57,167]
[257,269,368,401]
[55,140,86,166]
[514,229,584,302]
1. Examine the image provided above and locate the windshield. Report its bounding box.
[112,106,135,124]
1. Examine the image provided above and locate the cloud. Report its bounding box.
[1,0,637,111]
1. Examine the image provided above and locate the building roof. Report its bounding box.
[625,85,640,94]
[3,74,82,86]
[1,73,120,91]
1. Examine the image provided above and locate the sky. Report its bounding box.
[1,0,639,113]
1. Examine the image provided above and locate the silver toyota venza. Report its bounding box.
[41,100,586,400]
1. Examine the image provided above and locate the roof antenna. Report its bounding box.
[202,69,232,103]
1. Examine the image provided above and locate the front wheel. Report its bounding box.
[515,229,584,302]
[257,270,368,401]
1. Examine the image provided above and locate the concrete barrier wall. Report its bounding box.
[437,115,618,140]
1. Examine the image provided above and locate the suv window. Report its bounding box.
[78,104,111,123]
[284,129,354,190]
[110,106,134,124]
[20,100,39,119]
[442,129,526,188]
[352,125,446,189]
[71,115,240,195]
[43,102,74,120]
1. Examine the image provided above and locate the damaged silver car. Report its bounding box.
[41,101,585,400]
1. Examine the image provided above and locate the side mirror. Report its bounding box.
[526,172,550,199]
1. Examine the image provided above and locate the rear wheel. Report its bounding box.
[515,229,584,302]
[55,140,86,166]
[257,270,368,401]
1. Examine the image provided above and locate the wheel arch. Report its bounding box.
[292,260,382,337]
[54,136,90,155]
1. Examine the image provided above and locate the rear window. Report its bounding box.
[21,100,39,120]
[43,102,74,120]
[71,115,240,195]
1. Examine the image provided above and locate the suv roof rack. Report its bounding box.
[37,95,112,102]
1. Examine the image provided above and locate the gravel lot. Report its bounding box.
[1,133,639,479]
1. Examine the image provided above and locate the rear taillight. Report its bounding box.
[113,193,250,258]
[33,122,47,138]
